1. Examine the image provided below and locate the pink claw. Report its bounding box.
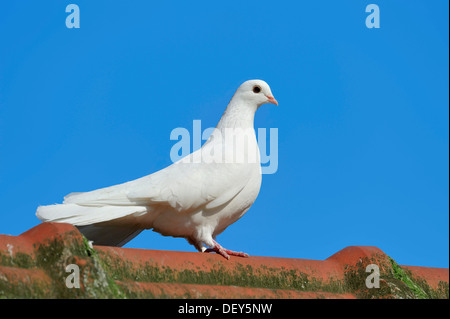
[204,240,249,259]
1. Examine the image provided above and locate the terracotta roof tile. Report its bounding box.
[0,223,448,299]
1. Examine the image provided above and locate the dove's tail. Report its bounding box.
[76,224,144,247]
[36,203,148,247]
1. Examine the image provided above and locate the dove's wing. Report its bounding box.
[62,147,252,215]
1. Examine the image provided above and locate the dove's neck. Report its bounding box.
[216,99,257,132]
[202,98,261,165]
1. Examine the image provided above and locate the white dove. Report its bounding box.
[36,79,278,259]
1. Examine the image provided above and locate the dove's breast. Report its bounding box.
[148,162,261,238]
[144,128,263,241]
[209,162,262,237]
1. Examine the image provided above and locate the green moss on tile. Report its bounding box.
[388,257,428,299]
[0,231,127,298]
[342,254,448,299]
[343,255,415,299]
[97,251,347,295]
[0,278,51,299]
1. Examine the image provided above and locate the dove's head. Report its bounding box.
[233,80,278,108]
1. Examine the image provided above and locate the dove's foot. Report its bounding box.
[204,240,249,260]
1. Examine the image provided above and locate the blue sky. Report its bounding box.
[0,1,448,268]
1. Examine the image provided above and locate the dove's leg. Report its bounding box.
[187,237,208,252]
[204,240,249,259]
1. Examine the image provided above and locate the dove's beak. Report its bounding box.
[266,95,278,106]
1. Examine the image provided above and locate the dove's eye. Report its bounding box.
[252,85,261,94]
